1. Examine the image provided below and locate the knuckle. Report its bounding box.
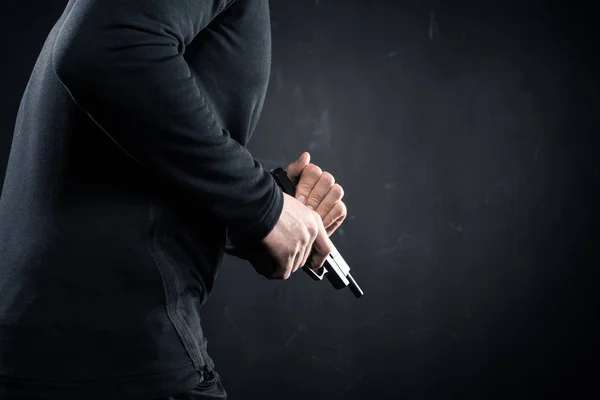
[297,185,313,196]
[321,172,335,186]
[304,164,322,176]
[307,194,322,206]
[296,185,311,196]
[334,203,347,219]
[325,213,336,226]
[318,209,328,221]
[307,223,318,237]
[340,201,347,215]
[311,209,322,222]
[331,184,344,199]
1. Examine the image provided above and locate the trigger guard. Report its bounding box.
[303,265,326,281]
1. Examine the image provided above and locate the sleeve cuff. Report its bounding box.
[227,172,284,247]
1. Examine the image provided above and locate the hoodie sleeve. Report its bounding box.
[52,0,283,243]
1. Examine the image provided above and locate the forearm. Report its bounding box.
[52,0,282,242]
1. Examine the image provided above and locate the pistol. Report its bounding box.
[270,168,364,298]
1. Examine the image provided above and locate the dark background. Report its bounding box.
[1,1,598,399]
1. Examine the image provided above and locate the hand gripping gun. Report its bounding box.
[270,168,364,298]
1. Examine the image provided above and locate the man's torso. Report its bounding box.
[0,0,271,398]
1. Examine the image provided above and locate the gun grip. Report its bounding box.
[271,168,297,196]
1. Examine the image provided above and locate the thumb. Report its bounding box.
[286,152,311,183]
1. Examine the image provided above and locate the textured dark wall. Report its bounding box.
[1,1,598,399]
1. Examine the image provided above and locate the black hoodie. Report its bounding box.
[0,0,281,398]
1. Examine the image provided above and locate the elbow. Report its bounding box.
[52,30,113,116]
[52,23,101,94]
[53,42,93,92]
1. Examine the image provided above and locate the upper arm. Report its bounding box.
[53,0,228,75]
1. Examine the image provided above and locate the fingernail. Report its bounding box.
[307,205,314,210]
[298,195,306,204]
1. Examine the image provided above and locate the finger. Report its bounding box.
[287,240,312,278]
[314,184,344,222]
[305,172,335,211]
[326,216,345,237]
[273,254,295,280]
[259,241,295,280]
[295,221,318,272]
[321,200,347,230]
[290,242,304,274]
[309,212,335,270]
[295,164,322,204]
[267,263,284,280]
[249,251,280,279]
[294,243,311,274]
[294,233,311,273]
[285,152,310,184]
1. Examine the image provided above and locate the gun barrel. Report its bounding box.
[347,273,364,298]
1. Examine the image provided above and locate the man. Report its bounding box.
[0,0,347,399]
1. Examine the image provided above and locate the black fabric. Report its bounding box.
[0,368,227,400]
[0,0,280,398]
[165,369,227,400]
